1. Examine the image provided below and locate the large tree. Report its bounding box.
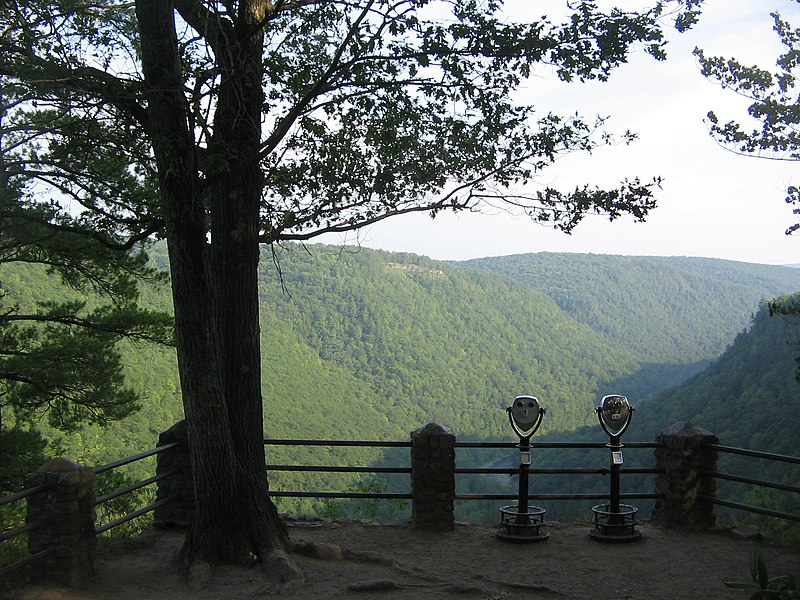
[0,0,703,571]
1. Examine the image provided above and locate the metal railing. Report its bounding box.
[2,436,799,581]
[264,439,664,502]
[264,439,799,519]
[703,445,800,523]
[0,483,56,580]
[0,443,177,579]
[93,444,178,535]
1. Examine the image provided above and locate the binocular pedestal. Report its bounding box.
[496,396,548,543]
[589,396,642,543]
[495,441,549,543]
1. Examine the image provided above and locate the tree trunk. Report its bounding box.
[207,0,288,558]
[136,0,288,567]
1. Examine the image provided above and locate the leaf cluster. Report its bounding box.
[0,178,174,432]
[725,549,799,599]
[1,0,703,249]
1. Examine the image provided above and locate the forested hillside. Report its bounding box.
[259,245,639,440]
[508,297,800,535]
[4,243,798,517]
[462,252,800,398]
[634,299,800,451]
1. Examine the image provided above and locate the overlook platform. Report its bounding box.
[9,518,800,600]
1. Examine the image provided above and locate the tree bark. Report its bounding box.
[135,0,287,566]
[205,0,289,560]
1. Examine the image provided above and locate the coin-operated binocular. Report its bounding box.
[496,395,549,543]
[589,394,642,543]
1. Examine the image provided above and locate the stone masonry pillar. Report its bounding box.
[652,421,719,528]
[25,458,96,586]
[411,422,455,531]
[153,419,195,528]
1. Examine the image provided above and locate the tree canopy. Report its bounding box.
[0,0,704,571]
[1,201,173,427]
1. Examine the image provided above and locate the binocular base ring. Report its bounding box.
[495,504,550,543]
[588,503,642,543]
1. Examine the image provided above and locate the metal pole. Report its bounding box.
[609,434,622,523]
[515,438,530,524]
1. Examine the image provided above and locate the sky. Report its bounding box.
[316,0,800,266]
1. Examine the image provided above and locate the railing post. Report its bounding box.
[410,422,455,531]
[652,421,718,528]
[25,458,96,586]
[154,420,195,528]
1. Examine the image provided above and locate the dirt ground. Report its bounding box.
[6,518,800,600]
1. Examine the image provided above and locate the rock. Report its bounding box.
[261,549,305,586]
[346,579,402,592]
[290,540,343,560]
[186,558,213,592]
[37,457,82,473]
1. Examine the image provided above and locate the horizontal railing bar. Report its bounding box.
[454,492,663,501]
[455,467,664,475]
[267,465,411,474]
[455,441,517,449]
[265,439,661,450]
[95,470,176,506]
[265,466,664,476]
[457,467,609,475]
[455,441,662,449]
[0,547,54,579]
[264,439,411,448]
[94,443,178,474]
[711,445,800,465]
[708,497,800,523]
[706,471,800,494]
[270,491,660,501]
[271,491,412,499]
[94,496,175,535]
[0,517,51,543]
[0,483,52,508]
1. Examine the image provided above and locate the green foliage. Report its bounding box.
[725,549,800,599]
[262,245,646,440]
[0,427,47,494]
[738,488,800,546]
[94,469,155,538]
[463,253,800,368]
[318,479,409,522]
[0,260,173,432]
[768,295,800,382]
[635,297,800,452]
[0,173,174,434]
[0,428,47,590]
[5,244,800,530]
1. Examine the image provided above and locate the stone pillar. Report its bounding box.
[651,421,719,528]
[25,458,96,586]
[411,423,455,531]
[153,420,195,528]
